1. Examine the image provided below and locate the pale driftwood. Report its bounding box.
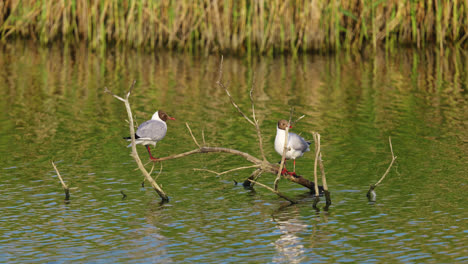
[367,137,397,202]
[105,81,169,202]
[51,161,70,201]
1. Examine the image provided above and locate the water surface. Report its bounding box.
[0,41,467,263]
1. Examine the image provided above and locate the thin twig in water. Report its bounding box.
[374,137,397,187]
[367,137,398,201]
[51,161,70,200]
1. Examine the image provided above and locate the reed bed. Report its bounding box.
[1,0,467,53]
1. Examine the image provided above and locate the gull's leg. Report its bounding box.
[145,145,158,161]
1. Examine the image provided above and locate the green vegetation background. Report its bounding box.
[1,0,467,54]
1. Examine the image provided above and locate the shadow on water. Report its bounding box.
[0,40,466,263]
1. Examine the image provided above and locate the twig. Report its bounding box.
[51,161,70,201]
[247,179,296,204]
[186,122,201,148]
[367,137,398,201]
[216,56,255,127]
[202,129,206,146]
[194,164,260,176]
[313,133,320,197]
[374,137,397,187]
[292,115,306,126]
[249,73,266,161]
[154,162,163,181]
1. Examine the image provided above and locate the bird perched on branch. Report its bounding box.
[274,119,310,174]
[124,110,175,160]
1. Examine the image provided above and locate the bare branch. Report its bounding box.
[51,161,70,200]
[152,147,264,165]
[186,123,201,148]
[154,162,163,181]
[313,133,320,197]
[292,115,306,126]
[318,153,328,192]
[126,80,136,99]
[107,81,169,202]
[374,137,397,187]
[216,56,255,126]
[249,73,266,161]
[367,137,398,202]
[194,165,260,177]
[104,87,125,102]
[202,129,206,146]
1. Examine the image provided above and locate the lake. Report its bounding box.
[0,40,466,263]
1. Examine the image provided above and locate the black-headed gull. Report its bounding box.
[274,119,310,173]
[124,110,175,160]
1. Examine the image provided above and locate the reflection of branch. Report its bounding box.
[51,161,70,201]
[367,137,398,201]
[105,81,169,202]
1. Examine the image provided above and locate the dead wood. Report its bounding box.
[105,81,169,203]
[51,161,70,201]
[367,136,397,202]
[108,57,328,205]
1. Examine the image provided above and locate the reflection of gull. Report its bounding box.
[272,214,308,264]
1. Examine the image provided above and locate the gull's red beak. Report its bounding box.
[169,116,176,120]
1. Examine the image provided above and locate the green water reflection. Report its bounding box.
[0,41,466,263]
